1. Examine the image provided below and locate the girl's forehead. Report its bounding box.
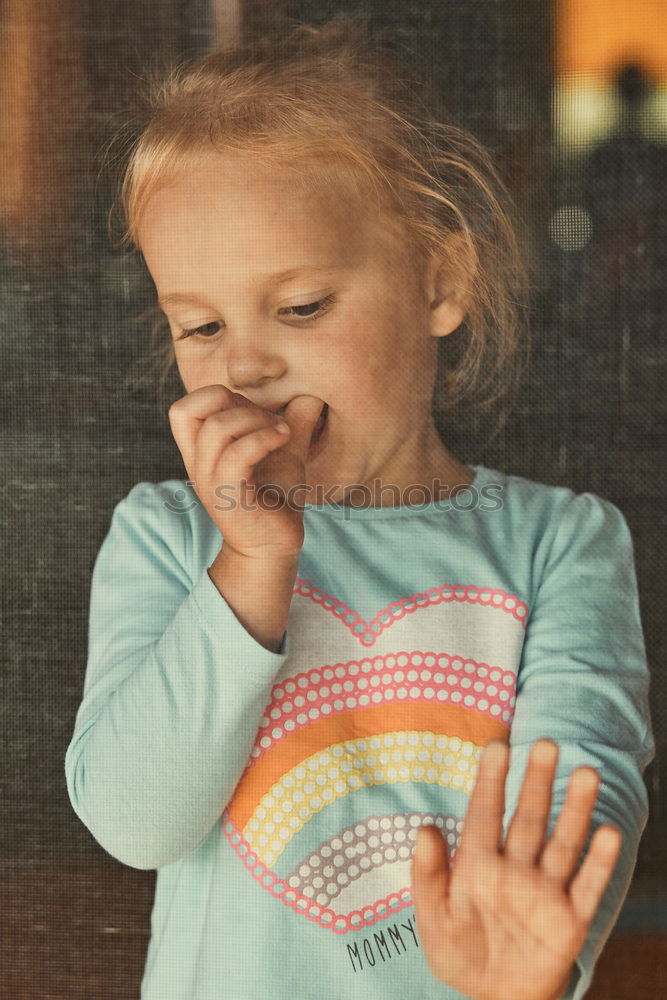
[138,150,414,283]
[144,153,396,242]
[153,147,390,219]
[142,180,366,285]
[145,168,359,247]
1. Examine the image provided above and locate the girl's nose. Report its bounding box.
[226,343,286,391]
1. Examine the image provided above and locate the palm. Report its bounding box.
[411,740,622,1000]
[433,852,582,1000]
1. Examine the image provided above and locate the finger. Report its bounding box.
[568,825,622,925]
[504,739,559,865]
[196,409,290,495]
[168,384,238,478]
[458,740,509,856]
[540,767,601,885]
[411,824,451,943]
[282,396,326,459]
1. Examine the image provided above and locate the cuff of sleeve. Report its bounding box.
[188,567,291,669]
[568,920,612,1000]
[564,827,640,1000]
[568,957,591,1000]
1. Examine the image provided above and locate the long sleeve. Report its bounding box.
[501,492,655,1000]
[65,482,289,870]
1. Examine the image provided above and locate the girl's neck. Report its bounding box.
[338,425,474,508]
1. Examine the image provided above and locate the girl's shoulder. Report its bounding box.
[106,478,220,579]
[476,462,624,513]
[117,478,202,517]
[104,478,201,545]
[473,463,632,548]
[106,478,209,533]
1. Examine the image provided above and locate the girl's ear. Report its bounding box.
[427,230,476,338]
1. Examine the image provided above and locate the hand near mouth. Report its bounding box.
[261,394,327,469]
[256,393,326,494]
[168,384,326,561]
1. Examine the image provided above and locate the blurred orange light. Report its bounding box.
[558,0,667,82]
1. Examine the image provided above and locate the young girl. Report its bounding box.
[65,16,654,1000]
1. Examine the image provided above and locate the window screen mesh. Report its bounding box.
[1,1,664,995]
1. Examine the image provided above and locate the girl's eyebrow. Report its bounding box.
[158,265,344,310]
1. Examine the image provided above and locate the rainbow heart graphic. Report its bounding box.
[222,577,527,933]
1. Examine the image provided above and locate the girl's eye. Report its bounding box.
[175,295,335,341]
[176,321,222,341]
[278,294,335,320]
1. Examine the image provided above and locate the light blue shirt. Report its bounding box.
[65,463,654,1000]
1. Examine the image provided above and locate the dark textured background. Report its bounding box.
[1,1,665,996]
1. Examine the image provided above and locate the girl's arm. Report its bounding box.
[65,481,291,870]
[412,491,654,1000]
[208,544,299,654]
[505,492,654,998]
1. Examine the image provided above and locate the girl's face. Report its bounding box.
[137,152,471,505]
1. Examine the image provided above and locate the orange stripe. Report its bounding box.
[228,703,508,828]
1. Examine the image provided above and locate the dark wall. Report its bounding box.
[1,1,664,995]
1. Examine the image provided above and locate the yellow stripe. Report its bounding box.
[241,730,493,866]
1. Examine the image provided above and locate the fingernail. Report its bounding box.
[275,422,290,434]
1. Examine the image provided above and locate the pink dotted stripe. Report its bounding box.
[222,812,417,935]
[247,653,516,769]
[293,578,528,647]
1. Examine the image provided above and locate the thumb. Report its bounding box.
[283,396,326,458]
[411,824,451,940]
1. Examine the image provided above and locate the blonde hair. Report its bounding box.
[111,12,530,437]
